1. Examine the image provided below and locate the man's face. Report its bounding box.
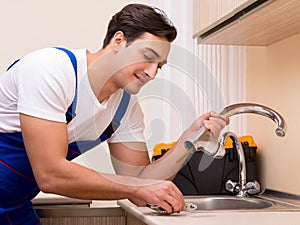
[112,33,171,94]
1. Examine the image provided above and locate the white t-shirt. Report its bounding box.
[0,48,145,144]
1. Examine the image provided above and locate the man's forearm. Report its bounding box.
[137,139,192,180]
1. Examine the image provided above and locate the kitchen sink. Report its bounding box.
[185,195,272,211]
[145,195,300,215]
[184,195,300,212]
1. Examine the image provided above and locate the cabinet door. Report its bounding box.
[193,0,300,45]
[126,213,147,225]
[193,0,254,37]
[40,216,125,225]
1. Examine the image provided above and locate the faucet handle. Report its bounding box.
[225,179,238,193]
[245,180,261,195]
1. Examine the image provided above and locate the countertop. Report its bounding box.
[117,192,300,225]
[33,193,124,218]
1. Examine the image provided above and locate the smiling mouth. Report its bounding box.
[134,73,148,85]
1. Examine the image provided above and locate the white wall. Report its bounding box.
[0,0,146,72]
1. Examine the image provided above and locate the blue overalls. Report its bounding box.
[0,48,130,224]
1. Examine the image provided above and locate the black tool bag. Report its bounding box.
[172,140,257,195]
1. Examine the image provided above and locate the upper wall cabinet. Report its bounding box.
[193,0,300,46]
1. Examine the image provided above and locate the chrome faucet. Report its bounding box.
[184,103,286,159]
[183,103,287,197]
[220,131,260,197]
[220,103,286,137]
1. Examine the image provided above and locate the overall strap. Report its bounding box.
[67,91,131,159]
[54,47,78,123]
[100,91,131,142]
[56,47,131,140]
[6,47,78,123]
[57,47,131,138]
[6,59,20,71]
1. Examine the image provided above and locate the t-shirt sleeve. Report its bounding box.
[108,96,145,143]
[15,48,75,122]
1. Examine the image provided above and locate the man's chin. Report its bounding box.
[124,82,144,94]
[123,86,142,95]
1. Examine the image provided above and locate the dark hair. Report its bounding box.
[102,4,177,48]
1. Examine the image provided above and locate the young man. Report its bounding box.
[0,4,228,224]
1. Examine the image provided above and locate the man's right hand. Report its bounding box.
[128,179,186,214]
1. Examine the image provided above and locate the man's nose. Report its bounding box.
[144,63,159,79]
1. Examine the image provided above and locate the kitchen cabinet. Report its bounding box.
[35,204,125,225]
[40,216,125,225]
[126,212,146,225]
[193,0,300,46]
[193,0,252,35]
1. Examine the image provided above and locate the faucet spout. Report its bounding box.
[183,103,286,160]
[219,103,286,137]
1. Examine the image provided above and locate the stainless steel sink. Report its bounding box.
[185,196,272,211]
[184,195,300,212]
[145,195,300,215]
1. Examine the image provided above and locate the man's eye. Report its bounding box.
[144,54,154,61]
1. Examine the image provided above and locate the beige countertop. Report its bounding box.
[117,195,300,225]
[33,191,120,208]
[33,193,123,218]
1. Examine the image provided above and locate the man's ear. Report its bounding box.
[111,31,126,52]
